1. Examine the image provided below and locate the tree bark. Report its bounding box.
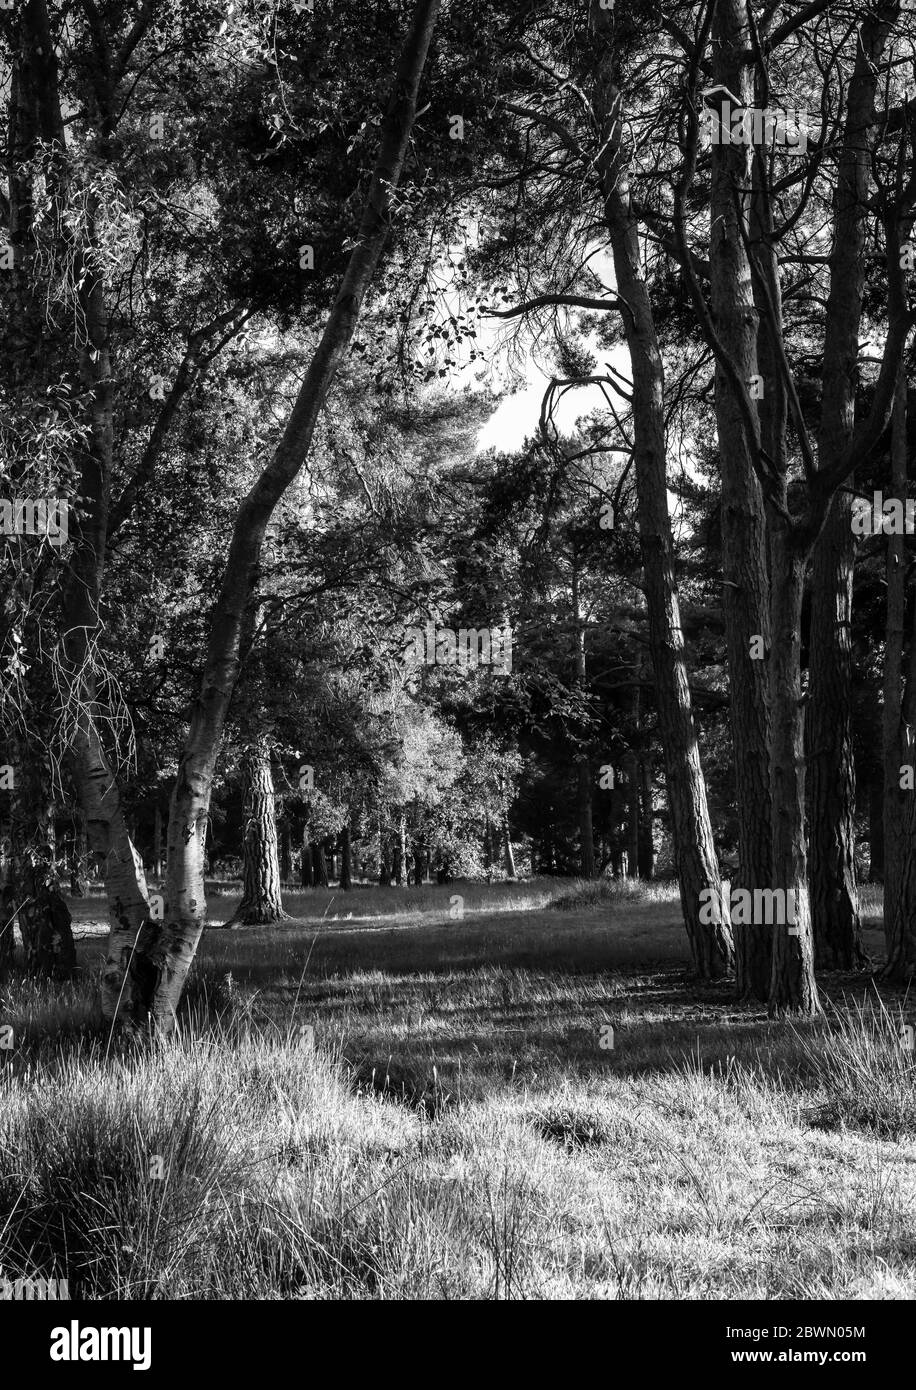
[572,561,596,878]
[708,0,774,999]
[152,801,163,881]
[637,753,654,879]
[394,813,408,886]
[68,810,89,895]
[0,845,13,977]
[312,841,329,889]
[868,765,884,883]
[340,823,352,890]
[882,372,916,981]
[412,838,424,886]
[230,742,288,926]
[807,501,865,966]
[0,0,145,993]
[767,528,820,1016]
[114,0,441,1029]
[590,2,732,976]
[805,6,892,971]
[378,815,390,885]
[502,820,517,879]
[300,825,314,887]
[624,748,639,877]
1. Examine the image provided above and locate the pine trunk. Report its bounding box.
[312,842,329,889]
[807,499,865,966]
[882,373,916,980]
[590,6,731,975]
[300,826,314,887]
[340,824,353,890]
[637,755,655,879]
[804,9,892,972]
[767,531,820,1016]
[868,768,884,883]
[502,820,517,879]
[709,0,774,1000]
[230,743,288,926]
[576,758,595,878]
[624,749,639,877]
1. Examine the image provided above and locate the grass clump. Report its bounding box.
[797,996,916,1139]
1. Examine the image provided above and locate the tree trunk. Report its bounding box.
[8,744,76,979]
[623,747,639,877]
[394,814,408,886]
[807,499,865,967]
[300,825,314,887]
[882,372,916,980]
[804,8,892,971]
[114,0,441,1030]
[69,810,89,895]
[502,820,517,879]
[3,0,150,1009]
[637,754,654,879]
[572,561,596,878]
[76,717,152,1017]
[230,742,288,926]
[576,757,595,878]
[378,816,390,884]
[590,4,732,976]
[708,0,774,999]
[767,531,820,1016]
[312,841,329,889]
[152,801,163,881]
[340,823,352,890]
[0,843,13,977]
[868,765,884,883]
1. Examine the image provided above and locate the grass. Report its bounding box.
[1,876,915,1299]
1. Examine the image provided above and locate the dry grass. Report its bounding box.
[1,877,914,1299]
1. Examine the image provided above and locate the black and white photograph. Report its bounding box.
[1,0,915,1358]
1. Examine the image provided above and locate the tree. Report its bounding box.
[587,0,733,976]
[667,0,911,1011]
[229,741,288,926]
[882,368,916,980]
[113,0,442,1030]
[706,0,773,998]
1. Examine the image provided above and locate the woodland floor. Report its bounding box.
[3,878,916,1299]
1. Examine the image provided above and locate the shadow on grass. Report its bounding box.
[60,881,903,1104]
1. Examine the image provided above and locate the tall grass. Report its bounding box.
[796,994,916,1139]
[2,883,915,1299]
[1,988,915,1298]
